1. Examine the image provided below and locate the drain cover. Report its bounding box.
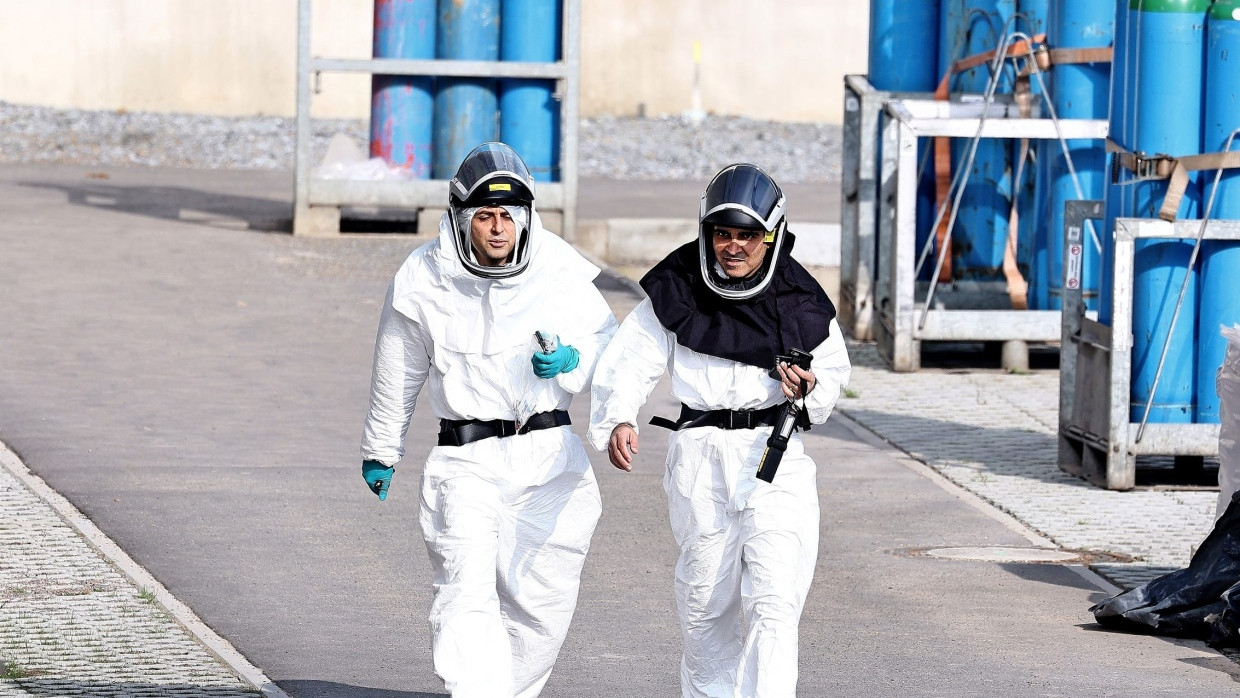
[919,546,1081,563]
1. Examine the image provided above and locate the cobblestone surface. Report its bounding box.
[836,341,1217,587]
[0,469,258,697]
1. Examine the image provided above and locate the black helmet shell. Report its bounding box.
[697,163,788,300]
[447,142,537,279]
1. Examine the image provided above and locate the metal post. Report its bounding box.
[293,0,313,235]
[1058,199,1105,482]
[840,80,861,328]
[1109,220,1137,490]
[886,114,920,371]
[560,0,580,240]
[840,76,881,340]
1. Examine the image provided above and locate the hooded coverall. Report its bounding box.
[588,298,851,698]
[362,213,617,697]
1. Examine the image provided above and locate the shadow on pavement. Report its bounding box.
[5,681,266,697]
[279,681,447,697]
[1180,654,1240,682]
[19,179,293,233]
[998,562,1105,591]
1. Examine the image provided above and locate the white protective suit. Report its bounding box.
[362,212,618,698]
[588,298,851,698]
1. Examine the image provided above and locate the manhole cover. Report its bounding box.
[921,546,1079,563]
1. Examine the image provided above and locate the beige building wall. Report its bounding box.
[0,0,868,124]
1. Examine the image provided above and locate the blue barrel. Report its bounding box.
[370,0,436,178]
[432,0,500,179]
[870,0,940,280]
[500,0,561,182]
[1042,0,1113,310]
[1128,0,1208,424]
[939,0,1017,280]
[1197,0,1240,423]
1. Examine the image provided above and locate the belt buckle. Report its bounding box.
[727,410,750,430]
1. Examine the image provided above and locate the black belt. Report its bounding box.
[650,404,782,431]
[437,410,571,447]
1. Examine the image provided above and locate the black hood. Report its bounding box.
[640,231,837,369]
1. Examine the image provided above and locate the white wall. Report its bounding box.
[0,0,868,124]
[580,0,868,122]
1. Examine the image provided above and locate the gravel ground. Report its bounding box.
[0,101,841,184]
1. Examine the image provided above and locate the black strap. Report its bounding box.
[437,410,571,447]
[649,404,783,431]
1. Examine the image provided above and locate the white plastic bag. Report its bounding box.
[512,331,557,427]
[1215,324,1240,520]
[313,133,411,181]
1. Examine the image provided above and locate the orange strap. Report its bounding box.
[1002,77,1034,310]
[1026,46,1114,75]
[933,34,1046,101]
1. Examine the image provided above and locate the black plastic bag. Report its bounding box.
[1090,491,1240,647]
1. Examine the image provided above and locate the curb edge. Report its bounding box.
[0,440,291,698]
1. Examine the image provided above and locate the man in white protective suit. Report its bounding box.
[588,163,851,697]
[359,142,617,697]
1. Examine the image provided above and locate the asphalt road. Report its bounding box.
[2,163,1238,696]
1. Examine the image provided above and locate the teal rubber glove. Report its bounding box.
[362,460,395,501]
[531,338,579,378]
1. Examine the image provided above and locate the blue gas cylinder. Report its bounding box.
[500,0,561,183]
[1014,0,1048,304]
[1040,0,1113,311]
[432,0,500,179]
[1197,0,1240,423]
[870,0,941,91]
[939,0,1017,280]
[1127,0,1208,424]
[1100,0,1133,325]
[870,0,941,281]
[370,0,436,178]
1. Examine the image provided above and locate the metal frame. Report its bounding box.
[874,95,1109,371]
[1060,211,1238,490]
[293,0,581,237]
[840,75,934,341]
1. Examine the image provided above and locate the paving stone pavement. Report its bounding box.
[0,458,262,697]
[836,341,1218,588]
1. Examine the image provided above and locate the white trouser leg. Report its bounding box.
[421,471,514,697]
[499,456,602,698]
[737,455,820,698]
[668,473,744,697]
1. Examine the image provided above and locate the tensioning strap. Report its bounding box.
[1108,139,1240,221]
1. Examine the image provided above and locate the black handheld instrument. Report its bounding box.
[755,401,801,483]
[768,347,812,380]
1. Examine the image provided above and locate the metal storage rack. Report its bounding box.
[293,0,582,237]
[840,75,933,341]
[1059,206,1234,490]
[874,95,1108,371]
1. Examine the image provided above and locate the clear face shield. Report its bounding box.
[447,142,537,279]
[697,164,788,300]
